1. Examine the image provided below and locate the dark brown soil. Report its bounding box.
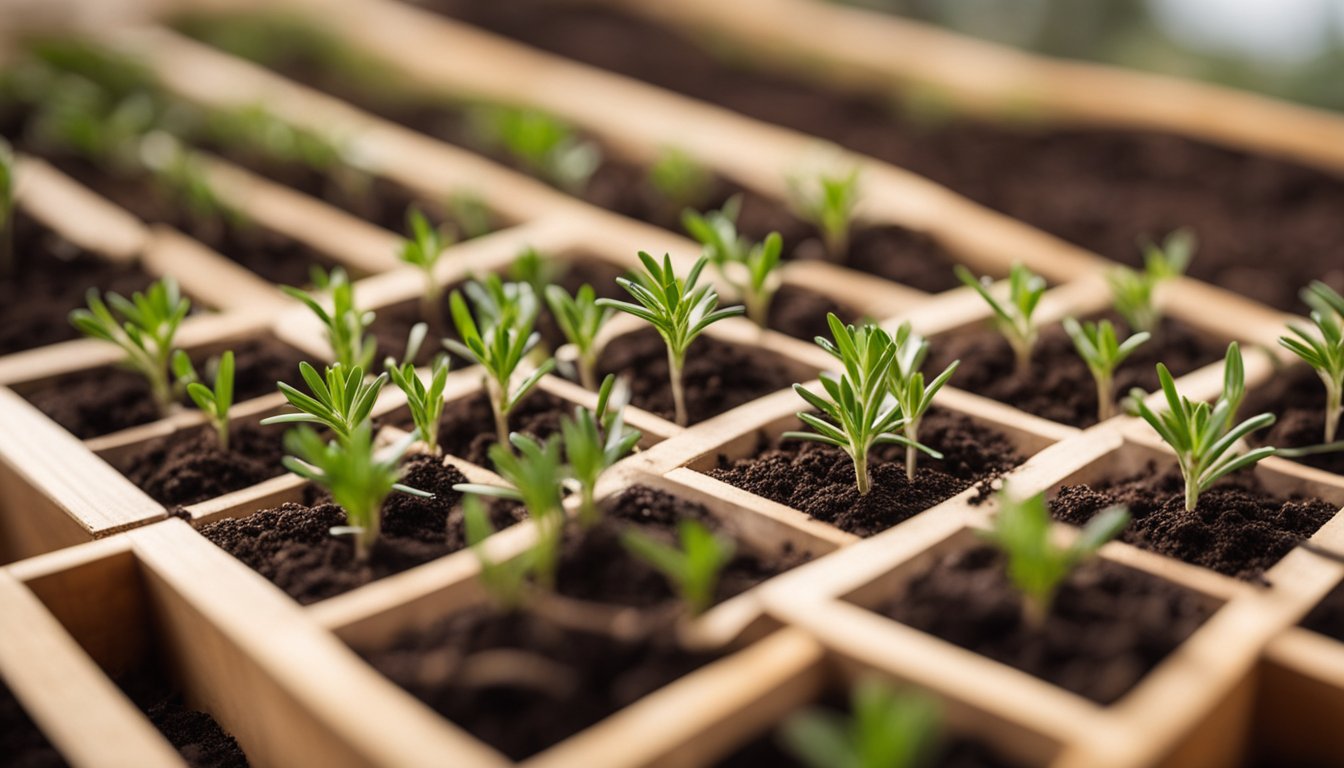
[556,484,809,608]
[766,284,861,342]
[0,679,66,768]
[118,422,286,507]
[119,665,248,768]
[597,327,796,424]
[200,454,524,603]
[414,0,1344,312]
[0,213,156,356]
[431,389,571,467]
[710,408,1023,537]
[1301,579,1344,642]
[879,546,1212,705]
[24,336,309,439]
[926,315,1227,428]
[357,603,719,761]
[1051,464,1339,582]
[1245,365,1344,476]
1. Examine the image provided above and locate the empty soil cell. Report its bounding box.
[115,422,287,508]
[876,545,1213,705]
[555,484,809,609]
[431,388,572,467]
[199,454,525,604]
[926,315,1227,428]
[1,678,64,768]
[357,603,719,761]
[597,327,796,425]
[1245,365,1344,476]
[1050,465,1339,582]
[710,408,1023,537]
[0,212,156,356]
[413,0,1344,312]
[118,665,249,768]
[1301,579,1344,642]
[24,335,309,439]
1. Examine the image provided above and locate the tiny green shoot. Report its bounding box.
[545,283,613,391]
[0,137,13,279]
[562,375,641,526]
[597,253,745,426]
[1130,342,1276,512]
[508,246,564,305]
[682,198,784,329]
[622,520,735,616]
[1107,228,1193,334]
[981,488,1130,627]
[955,263,1046,375]
[69,277,190,417]
[463,494,533,610]
[1062,318,1151,423]
[385,324,450,456]
[648,146,713,213]
[172,349,234,450]
[780,679,941,768]
[885,322,959,481]
[787,167,859,260]
[262,362,388,444]
[396,206,453,323]
[471,105,600,193]
[282,266,375,370]
[1280,283,1344,444]
[447,190,493,240]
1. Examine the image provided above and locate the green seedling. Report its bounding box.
[283,266,376,371]
[648,146,713,213]
[562,376,641,526]
[447,191,492,240]
[0,137,13,278]
[508,246,564,305]
[1063,318,1151,423]
[463,494,534,610]
[682,198,783,329]
[1107,228,1193,334]
[172,349,234,450]
[955,263,1046,375]
[385,324,450,456]
[396,206,454,323]
[780,679,942,768]
[262,362,388,444]
[546,283,613,391]
[1280,282,1344,444]
[787,167,859,260]
[471,105,600,193]
[885,322,959,481]
[622,519,735,616]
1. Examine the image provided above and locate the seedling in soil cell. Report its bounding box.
[546,282,613,391]
[280,423,429,561]
[1063,318,1151,423]
[1130,342,1276,512]
[446,190,492,241]
[787,167,859,260]
[648,146,713,214]
[207,103,346,175]
[562,376,641,527]
[509,247,564,309]
[0,137,13,278]
[622,520,735,616]
[463,494,534,610]
[70,277,190,417]
[982,488,1130,627]
[780,679,941,768]
[956,263,1046,375]
[682,197,784,329]
[470,105,601,193]
[262,361,388,445]
[173,349,234,450]
[396,206,453,323]
[598,253,745,426]
[1107,228,1193,335]
[445,276,556,446]
[884,322,959,481]
[385,324,450,456]
[283,266,376,371]
[785,314,940,496]
[1280,282,1344,445]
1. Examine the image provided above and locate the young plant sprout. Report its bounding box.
[597,253,746,426]
[562,375,641,526]
[0,137,13,278]
[885,322,959,481]
[545,283,613,391]
[471,105,600,193]
[463,495,534,610]
[1062,318,1151,423]
[447,191,492,241]
[282,267,375,370]
[508,246,563,304]
[396,206,453,323]
[621,520,735,616]
[172,349,234,450]
[981,488,1130,627]
[784,314,941,496]
[262,362,388,444]
[445,278,556,446]
[780,679,941,768]
[1130,343,1276,512]
[648,146,713,213]
[955,263,1047,375]
[385,324,450,456]
[1107,229,1193,335]
[787,167,859,260]
[281,423,429,561]
[682,198,784,329]
[1280,283,1344,443]
[70,277,190,417]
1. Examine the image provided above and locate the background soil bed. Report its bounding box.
[117,422,286,507]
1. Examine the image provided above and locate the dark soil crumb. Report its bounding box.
[1245,365,1344,476]
[0,678,66,768]
[119,422,286,507]
[1050,464,1339,581]
[432,389,571,467]
[119,666,248,768]
[200,455,524,603]
[927,315,1227,428]
[358,603,719,761]
[711,408,1023,537]
[598,327,796,424]
[878,546,1213,704]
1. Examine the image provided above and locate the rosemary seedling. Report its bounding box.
[508,246,563,305]
[885,322,959,481]
[648,146,713,213]
[784,315,940,495]
[787,167,859,260]
[471,106,600,193]
[396,206,453,323]
[562,376,641,526]
[1280,283,1344,443]
[385,324,450,456]
[1107,229,1193,334]
[445,278,556,446]
[683,198,784,329]
[1063,318,1151,423]
[281,423,430,561]
[545,283,613,391]
[70,278,190,417]
[173,349,234,450]
[597,253,745,426]
[955,263,1046,375]
[447,191,492,240]
[262,362,388,444]
[282,267,375,370]
[463,494,534,610]
[781,679,941,768]
[982,488,1130,627]
[622,520,735,616]
[1131,343,1276,512]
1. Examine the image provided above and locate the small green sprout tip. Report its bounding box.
[397,206,454,323]
[562,375,641,526]
[463,494,533,610]
[262,361,388,444]
[173,349,234,450]
[1063,318,1151,423]
[622,520,735,616]
[648,146,713,213]
[282,266,375,371]
[597,252,745,426]
[509,246,564,303]
[887,322,959,481]
[683,198,784,330]
[472,106,600,193]
[787,167,859,260]
[545,282,613,391]
[955,263,1046,375]
[385,325,450,456]
[1281,283,1344,444]
[447,191,492,240]
[1107,228,1193,334]
[780,679,941,768]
